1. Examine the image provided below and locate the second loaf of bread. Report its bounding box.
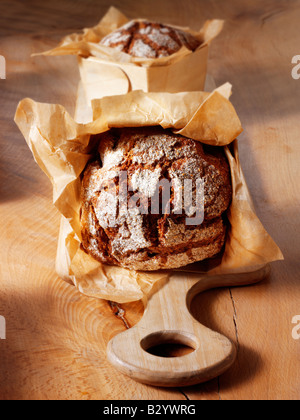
[100,20,201,58]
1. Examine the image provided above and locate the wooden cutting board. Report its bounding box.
[107,265,270,387]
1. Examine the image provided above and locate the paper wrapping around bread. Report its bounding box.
[14,84,283,303]
[38,6,224,104]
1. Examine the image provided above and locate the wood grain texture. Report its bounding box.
[0,0,299,400]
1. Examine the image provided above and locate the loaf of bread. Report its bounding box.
[80,127,232,271]
[100,20,201,58]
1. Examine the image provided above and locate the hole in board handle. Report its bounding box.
[140,331,198,358]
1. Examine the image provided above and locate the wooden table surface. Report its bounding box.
[1,0,300,400]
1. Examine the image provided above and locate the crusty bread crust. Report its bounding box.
[100,20,201,58]
[80,127,232,271]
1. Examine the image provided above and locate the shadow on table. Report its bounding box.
[0,126,52,204]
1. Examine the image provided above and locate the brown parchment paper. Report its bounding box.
[14,84,283,303]
[38,6,224,104]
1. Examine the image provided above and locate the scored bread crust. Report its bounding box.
[100,20,201,58]
[80,127,232,271]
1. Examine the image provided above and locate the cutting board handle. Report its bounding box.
[107,264,270,387]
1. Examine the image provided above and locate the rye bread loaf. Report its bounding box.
[80,127,232,271]
[100,20,201,58]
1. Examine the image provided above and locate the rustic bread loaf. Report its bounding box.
[100,20,201,58]
[80,127,232,271]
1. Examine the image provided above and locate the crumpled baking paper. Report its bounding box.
[14,84,283,303]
